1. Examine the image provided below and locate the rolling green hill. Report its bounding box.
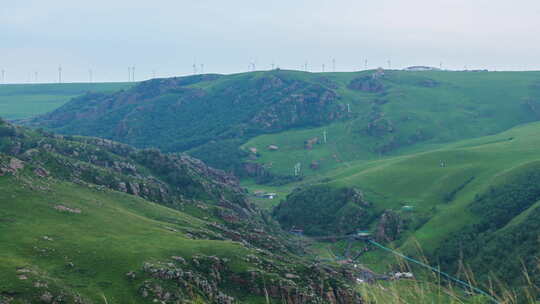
[0,82,133,120]
[11,70,540,300]
[272,121,540,298]
[0,119,362,303]
[25,70,540,182]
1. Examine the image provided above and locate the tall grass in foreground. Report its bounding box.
[357,241,539,304]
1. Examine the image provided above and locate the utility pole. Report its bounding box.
[294,162,301,176]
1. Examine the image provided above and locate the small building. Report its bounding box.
[402,205,415,211]
[403,66,440,71]
[253,190,265,197]
[253,191,277,199]
[267,145,279,151]
[262,193,277,199]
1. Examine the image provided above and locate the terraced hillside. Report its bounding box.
[0,82,132,120]
[0,118,362,303]
[26,70,540,181]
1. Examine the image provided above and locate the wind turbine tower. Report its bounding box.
[364,59,368,70]
[322,64,325,72]
[1,69,4,84]
[200,64,204,74]
[35,71,38,83]
[89,69,93,83]
[332,58,336,72]
[58,65,62,83]
[132,66,135,82]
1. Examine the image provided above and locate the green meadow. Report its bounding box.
[0,82,133,120]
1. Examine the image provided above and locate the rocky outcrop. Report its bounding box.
[347,76,385,93]
[137,256,364,304]
[304,137,319,150]
[375,210,404,242]
[0,157,24,176]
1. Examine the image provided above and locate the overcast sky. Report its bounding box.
[2,0,540,83]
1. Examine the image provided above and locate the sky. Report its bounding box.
[2,0,540,83]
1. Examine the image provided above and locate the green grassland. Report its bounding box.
[23,70,540,180]
[266,121,540,299]
[323,121,540,249]
[0,82,133,120]
[242,70,540,180]
[0,177,249,303]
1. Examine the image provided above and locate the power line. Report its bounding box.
[368,240,500,304]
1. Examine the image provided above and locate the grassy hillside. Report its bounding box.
[25,70,540,182]
[0,82,133,120]
[0,119,362,303]
[272,121,540,298]
[242,70,540,179]
[0,177,249,303]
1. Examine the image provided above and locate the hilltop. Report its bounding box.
[0,118,362,303]
[25,70,540,183]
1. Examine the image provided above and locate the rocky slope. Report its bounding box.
[26,71,348,176]
[0,118,364,303]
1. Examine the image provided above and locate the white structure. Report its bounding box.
[403,66,440,71]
